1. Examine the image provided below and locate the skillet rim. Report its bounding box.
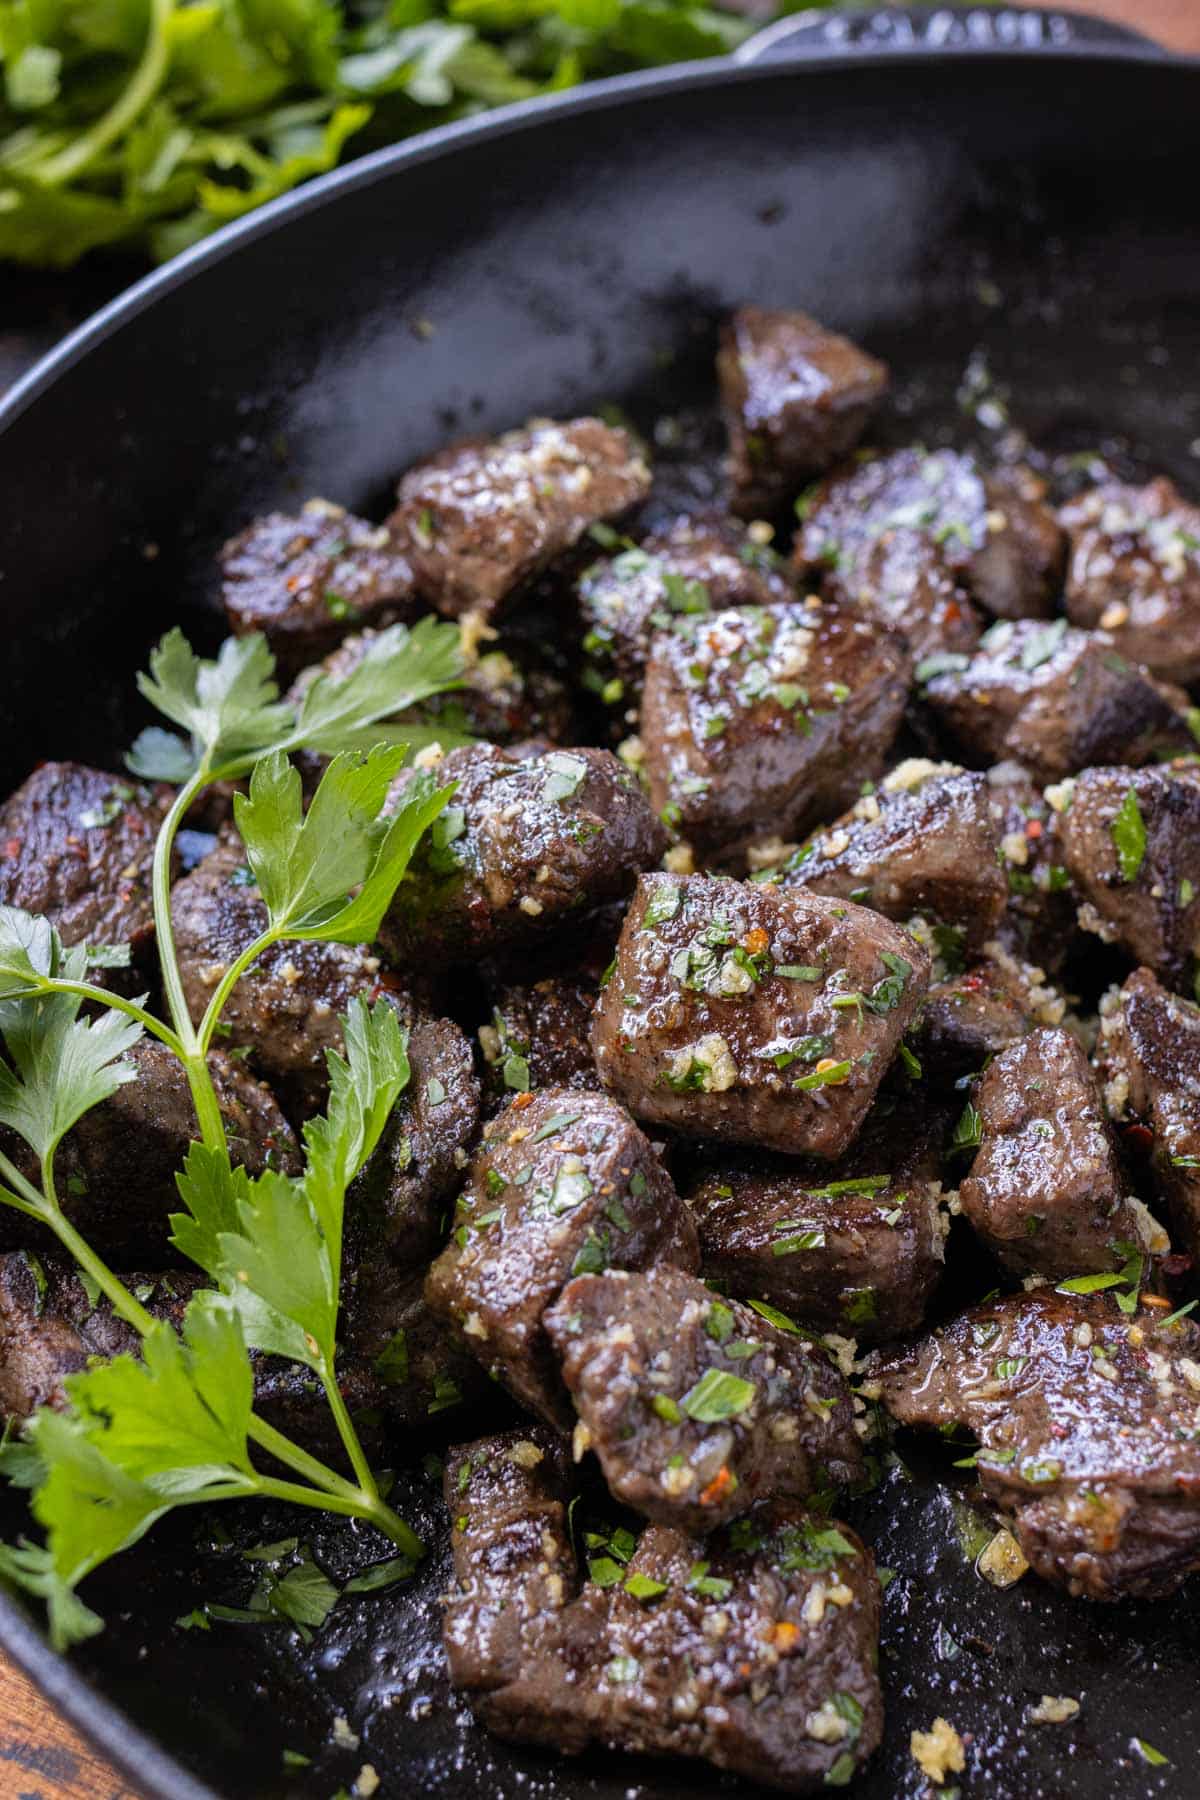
[0,29,1197,1800]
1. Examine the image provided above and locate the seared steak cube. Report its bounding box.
[348,1015,480,1270]
[796,447,1064,621]
[689,1096,949,1341]
[221,501,417,675]
[1058,764,1200,993]
[764,760,1005,949]
[0,1253,199,1423]
[479,973,598,1104]
[959,1028,1163,1280]
[544,1265,862,1531]
[171,827,424,1113]
[293,622,575,751]
[1060,477,1200,682]
[442,1425,578,1700]
[424,1089,698,1428]
[0,762,170,964]
[985,764,1078,972]
[921,619,1194,782]
[1098,969,1200,1259]
[591,873,930,1157]
[444,1430,883,1793]
[0,1038,299,1266]
[389,418,651,618]
[717,307,889,517]
[379,744,666,966]
[911,949,1065,1078]
[875,1290,1200,1599]
[343,1262,487,1430]
[578,513,794,713]
[639,601,909,853]
[846,526,983,663]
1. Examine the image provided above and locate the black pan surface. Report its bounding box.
[0,20,1198,1799]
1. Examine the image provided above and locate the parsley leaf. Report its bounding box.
[0,929,142,1164]
[680,1369,756,1422]
[234,746,453,945]
[172,998,407,1369]
[132,630,291,777]
[129,618,463,781]
[1110,785,1147,883]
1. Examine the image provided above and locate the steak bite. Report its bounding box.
[1098,969,1200,1259]
[688,1094,949,1342]
[1058,764,1200,993]
[344,1263,487,1430]
[220,501,417,675]
[348,1014,480,1270]
[379,743,666,966]
[424,1089,698,1429]
[388,418,651,619]
[441,1425,579,1702]
[0,1038,299,1266]
[0,762,170,963]
[845,526,983,663]
[444,1429,883,1793]
[544,1266,862,1531]
[985,763,1078,972]
[591,873,930,1157]
[170,826,424,1114]
[1060,477,1200,682]
[795,447,1064,621]
[762,760,1005,950]
[921,619,1194,782]
[875,1289,1200,1600]
[911,949,1065,1079]
[578,514,794,714]
[639,601,910,854]
[959,1028,1163,1280]
[479,973,598,1104]
[716,307,889,518]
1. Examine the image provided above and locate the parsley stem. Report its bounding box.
[152,770,206,1047]
[253,1475,422,1557]
[150,766,229,1152]
[0,1148,62,1222]
[196,927,278,1058]
[319,1366,380,1504]
[23,979,184,1056]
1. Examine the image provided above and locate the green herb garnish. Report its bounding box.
[0,620,466,1649]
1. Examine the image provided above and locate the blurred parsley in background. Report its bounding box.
[0,0,809,266]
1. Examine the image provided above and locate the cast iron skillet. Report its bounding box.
[0,9,1199,1797]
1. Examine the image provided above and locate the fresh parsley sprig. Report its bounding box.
[0,618,464,1647]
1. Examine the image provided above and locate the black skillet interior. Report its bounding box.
[0,26,1199,1800]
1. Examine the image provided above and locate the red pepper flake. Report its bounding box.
[1024,819,1044,840]
[944,600,962,623]
[742,927,769,956]
[699,1465,735,1507]
[2,837,20,858]
[1122,1122,1155,1152]
[511,1091,535,1111]
[769,1621,799,1652]
[1141,1293,1172,1310]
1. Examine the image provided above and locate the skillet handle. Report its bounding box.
[734,6,1169,65]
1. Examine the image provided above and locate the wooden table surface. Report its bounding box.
[0,0,1196,1793]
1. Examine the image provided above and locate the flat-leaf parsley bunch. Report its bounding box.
[0,615,464,1648]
